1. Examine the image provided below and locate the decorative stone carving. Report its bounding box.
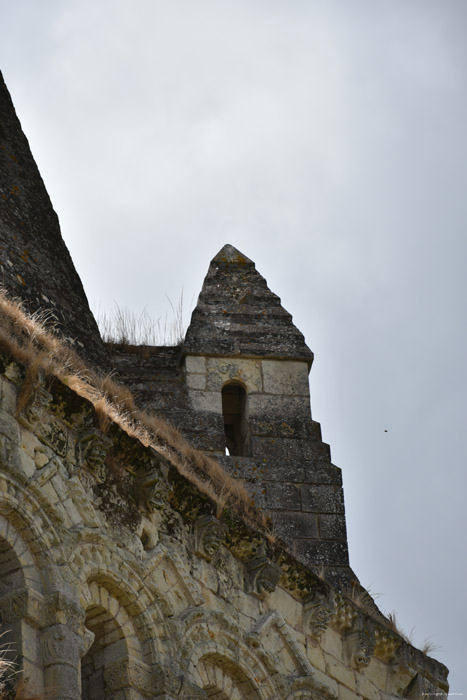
[47,592,86,633]
[138,470,169,512]
[304,588,335,641]
[42,624,78,666]
[77,429,112,482]
[194,515,227,561]
[374,627,401,663]
[346,618,375,671]
[331,595,357,634]
[247,610,313,676]
[20,385,52,428]
[245,543,282,598]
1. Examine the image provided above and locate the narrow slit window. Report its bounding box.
[222,383,250,457]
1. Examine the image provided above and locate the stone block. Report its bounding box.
[21,659,44,697]
[222,457,342,485]
[206,357,262,392]
[311,667,339,697]
[0,412,20,441]
[245,482,267,509]
[302,462,343,486]
[62,498,84,526]
[319,514,348,540]
[19,448,36,478]
[364,658,388,691]
[20,428,42,458]
[266,482,301,510]
[301,485,345,513]
[307,641,326,672]
[268,585,302,628]
[262,359,310,396]
[184,356,206,374]
[338,685,361,700]
[0,379,18,414]
[248,394,311,421]
[186,373,206,390]
[272,511,319,539]
[357,674,380,700]
[250,436,315,461]
[326,659,357,690]
[294,540,349,567]
[321,628,344,661]
[249,416,314,439]
[187,390,222,413]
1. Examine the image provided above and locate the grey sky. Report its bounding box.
[1,0,466,689]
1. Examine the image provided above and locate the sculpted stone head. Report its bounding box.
[194,515,227,561]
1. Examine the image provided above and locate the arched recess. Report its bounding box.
[196,652,261,699]
[81,580,150,700]
[71,540,171,662]
[221,383,250,456]
[179,614,280,700]
[0,513,45,695]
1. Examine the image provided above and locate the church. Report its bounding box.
[0,70,448,699]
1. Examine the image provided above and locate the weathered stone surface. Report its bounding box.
[183,244,314,362]
[0,72,107,369]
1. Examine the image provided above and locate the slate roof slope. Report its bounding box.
[183,244,314,363]
[0,71,107,369]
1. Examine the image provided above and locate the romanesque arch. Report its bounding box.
[70,539,180,697]
[81,580,149,699]
[178,612,281,700]
[0,509,46,695]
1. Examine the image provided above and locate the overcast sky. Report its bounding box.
[1,0,466,690]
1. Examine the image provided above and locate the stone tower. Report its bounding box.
[113,244,351,588]
[182,244,350,586]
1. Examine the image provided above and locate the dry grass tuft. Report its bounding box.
[0,288,269,533]
[95,296,187,347]
[419,638,441,655]
[386,611,414,645]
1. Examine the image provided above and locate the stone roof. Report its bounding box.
[183,244,314,364]
[0,71,107,369]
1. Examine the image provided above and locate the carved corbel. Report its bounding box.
[18,384,52,429]
[194,515,227,561]
[330,594,357,634]
[42,624,80,666]
[304,588,335,642]
[346,617,375,671]
[138,471,169,513]
[374,626,401,663]
[245,543,282,598]
[77,429,112,483]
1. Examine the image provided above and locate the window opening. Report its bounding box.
[221,383,250,457]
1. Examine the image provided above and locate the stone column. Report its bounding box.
[42,624,83,700]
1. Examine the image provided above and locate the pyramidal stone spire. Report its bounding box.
[183,244,314,363]
[0,71,107,368]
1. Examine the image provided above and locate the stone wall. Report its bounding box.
[0,350,448,699]
[110,343,350,588]
[0,71,107,369]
